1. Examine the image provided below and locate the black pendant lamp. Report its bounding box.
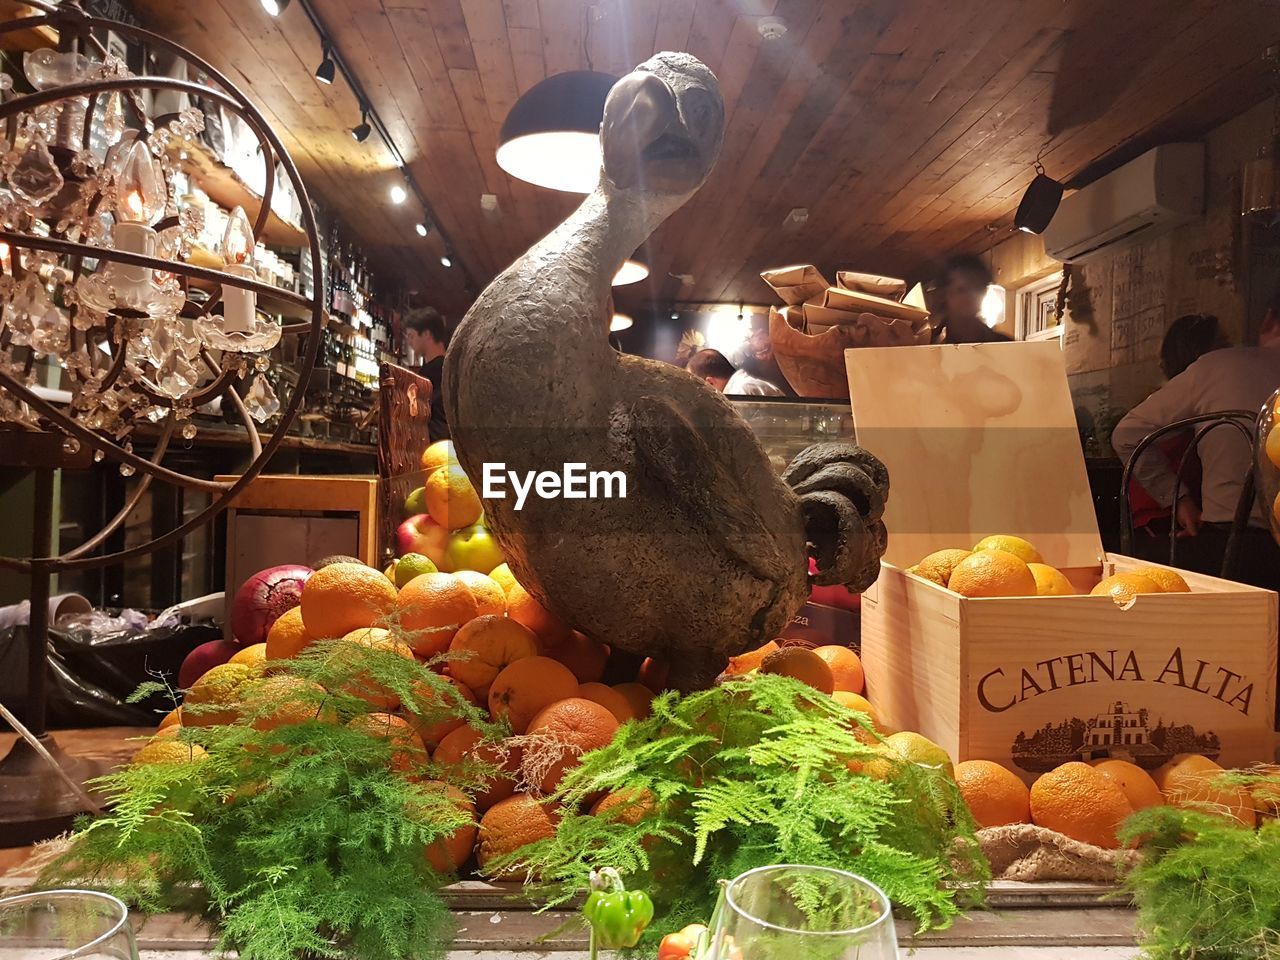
[497,71,618,193]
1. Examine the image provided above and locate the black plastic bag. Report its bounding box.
[0,619,220,728]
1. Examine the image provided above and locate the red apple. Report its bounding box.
[396,514,450,568]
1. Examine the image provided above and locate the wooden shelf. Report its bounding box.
[171,141,308,249]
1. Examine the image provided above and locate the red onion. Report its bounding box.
[229,564,313,646]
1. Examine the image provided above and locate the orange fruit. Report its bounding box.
[909,548,973,587]
[300,562,398,639]
[488,656,579,734]
[760,647,835,694]
[1154,753,1256,827]
[547,631,609,683]
[1090,572,1164,606]
[831,690,878,726]
[184,662,254,727]
[489,562,519,595]
[638,657,670,693]
[421,439,458,474]
[813,645,864,694]
[973,535,1042,564]
[505,582,569,645]
[1029,761,1133,849]
[347,712,428,774]
[1130,566,1190,593]
[590,787,655,825]
[1028,563,1076,596]
[396,572,479,658]
[133,739,208,765]
[407,675,478,748]
[447,614,539,696]
[265,606,313,660]
[525,697,620,793]
[149,725,181,742]
[425,463,483,530]
[613,682,655,719]
[335,627,416,709]
[724,640,779,676]
[477,793,558,880]
[1091,759,1165,811]
[1266,423,1280,470]
[454,570,507,617]
[157,707,182,730]
[229,643,267,668]
[947,550,1036,598]
[955,760,1031,828]
[433,723,519,810]
[577,682,636,723]
[245,675,330,731]
[418,780,476,874]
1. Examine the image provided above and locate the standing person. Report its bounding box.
[403,306,450,442]
[687,348,784,396]
[1111,295,1280,591]
[1127,314,1230,561]
[932,254,1012,344]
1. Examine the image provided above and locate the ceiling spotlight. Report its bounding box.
[1014,165,1064,234]
[612,259,649,286]
[315,47,336,84]
[415,223,429,237]
[390,184,407,204]
[440,255,453,268]
[260,0,291,14]
[496,70,618,192]
[610,312,633,332]
[350,113,372,143]
[670,310,679,320]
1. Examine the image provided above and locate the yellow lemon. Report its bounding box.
[973,535,1042,564]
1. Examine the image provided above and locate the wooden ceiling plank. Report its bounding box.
[538,0,585,75]
[427,0,480,72]
[653,0,698,55]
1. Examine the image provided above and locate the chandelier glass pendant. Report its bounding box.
[496,71,618,193]
[0,5,323,572]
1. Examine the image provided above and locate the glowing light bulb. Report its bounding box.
[980,283,1006,328]
[390,184,407,204]
[222,206,255,266]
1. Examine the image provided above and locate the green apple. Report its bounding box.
[403,486,426,516]
[443,524,505,574]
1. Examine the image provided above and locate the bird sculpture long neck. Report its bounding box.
[527,180,683,333]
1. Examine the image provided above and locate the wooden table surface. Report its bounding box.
[0,729,1142,957]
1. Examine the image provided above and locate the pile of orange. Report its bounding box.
[905,535,1195,601]
[950,752,1258,849]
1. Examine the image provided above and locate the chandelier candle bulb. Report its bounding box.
[221,263,258,335]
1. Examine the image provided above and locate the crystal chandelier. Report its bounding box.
[0,2,323,569]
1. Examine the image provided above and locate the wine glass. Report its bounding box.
[0,889,138,960]
[704,865,898,960]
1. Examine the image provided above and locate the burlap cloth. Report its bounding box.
[978,824,1136,882]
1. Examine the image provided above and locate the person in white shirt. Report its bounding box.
[687,348,784,397]
[1110,292,1280,591]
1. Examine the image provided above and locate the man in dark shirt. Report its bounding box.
[404,306,450,442]
[933,253,1012,344]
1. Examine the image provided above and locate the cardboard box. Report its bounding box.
[847,342,1278,778]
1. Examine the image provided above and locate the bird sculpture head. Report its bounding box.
[600,52,725,199]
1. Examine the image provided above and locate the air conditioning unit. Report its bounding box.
[1042,143,1204,263]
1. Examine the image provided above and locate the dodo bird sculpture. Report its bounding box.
[445,52,889,690]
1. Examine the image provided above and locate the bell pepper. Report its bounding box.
[582,867,654,952]
[657,923,707,960]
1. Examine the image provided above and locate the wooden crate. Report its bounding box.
[847,341,1278,778]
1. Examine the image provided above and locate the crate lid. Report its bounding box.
[845,341,1104,570]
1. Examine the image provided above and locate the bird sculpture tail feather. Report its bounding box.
[782,442,890,591]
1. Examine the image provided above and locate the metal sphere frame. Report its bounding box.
[0,3,326,576]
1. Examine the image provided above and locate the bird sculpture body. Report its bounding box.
[445,52,888,690]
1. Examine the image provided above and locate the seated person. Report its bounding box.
[1111,295,1280,591]
[687,348,784,397]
